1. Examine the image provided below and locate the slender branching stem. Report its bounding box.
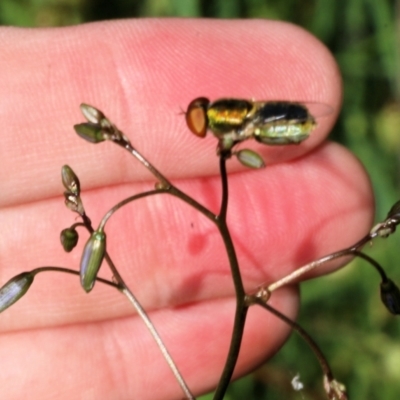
[250,296,335,381]
[112,137,217,222]
[98,189,164,230]
[120,286,194,399]
[31,264,194,399]
[109,134,251,400]
[267,232,375,294]
[352,250,387,279]
[122,141,172,188]
[32,266,120,289]
[81,214,194,400]
[76,106,395,400]
[213,156,248,400]
[267,249,355,293]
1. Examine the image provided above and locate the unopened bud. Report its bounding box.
[74,123,105,144]
[80,230,106,292]
[380,278,400,315]
[236,149,266,169]
[80,104,105,124]
[60,227,79,252]
[0,272,34,313]
[61,165,80,196]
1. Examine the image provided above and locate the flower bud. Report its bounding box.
[80,230,106,292]
[60,227,79,252]
[74,123,105,144]
[236,149,265,169]
[61,165,80,196]
[380,278,400,315]
[0,272,34,313]
[80,103,105,124]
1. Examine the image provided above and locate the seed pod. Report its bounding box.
[60,227,79,252]
[80,230,106,293]
[0,272,34,313]
[61,165,80,196]
[236,149,266,169]
[74,123,105,144]
[380,278,400,315]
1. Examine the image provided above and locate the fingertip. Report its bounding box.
[1,19,342,206]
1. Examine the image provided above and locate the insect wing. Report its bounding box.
[252,101,332,145]
[253,101,332,123]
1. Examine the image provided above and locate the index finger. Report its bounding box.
[0,19,341,207]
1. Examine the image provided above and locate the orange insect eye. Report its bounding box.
[185,97,210,138]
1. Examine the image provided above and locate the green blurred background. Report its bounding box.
[2,0,400,399]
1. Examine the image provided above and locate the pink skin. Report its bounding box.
[0,20,372,399]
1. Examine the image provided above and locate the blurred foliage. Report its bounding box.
[2,0,400,399]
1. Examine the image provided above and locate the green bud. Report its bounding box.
[80,103,105,124]
[0,272,34,313]
[236,149,266,169]
[60,227,79,252]
[74,123,105,144]
[61,165,80,196]
[80,230,106,292]
[380,278,400,315]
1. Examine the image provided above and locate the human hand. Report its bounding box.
[0,19,372,399]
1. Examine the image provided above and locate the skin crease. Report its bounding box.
[0,19,374,400]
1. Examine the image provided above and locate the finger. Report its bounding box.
[0,287,297,400]
[0,141,373,331]
[0,19,341,207]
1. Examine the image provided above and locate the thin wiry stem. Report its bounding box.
[120,286,194,399]
[266,232,374,294]
[113,138,217,222]
[249,296,337,384]
[31,264,194,398]
[213,156,248,400]
[32,266,120,289]
[81,214,194,400]
[107,134,249,399]
[98,189,163,230]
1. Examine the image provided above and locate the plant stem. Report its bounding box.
[213,156,248,400]
[267,232,374,293]
[81,215,194,400]
[32,266,120,289]
[251,297,335,382]
[115,138,217,222]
